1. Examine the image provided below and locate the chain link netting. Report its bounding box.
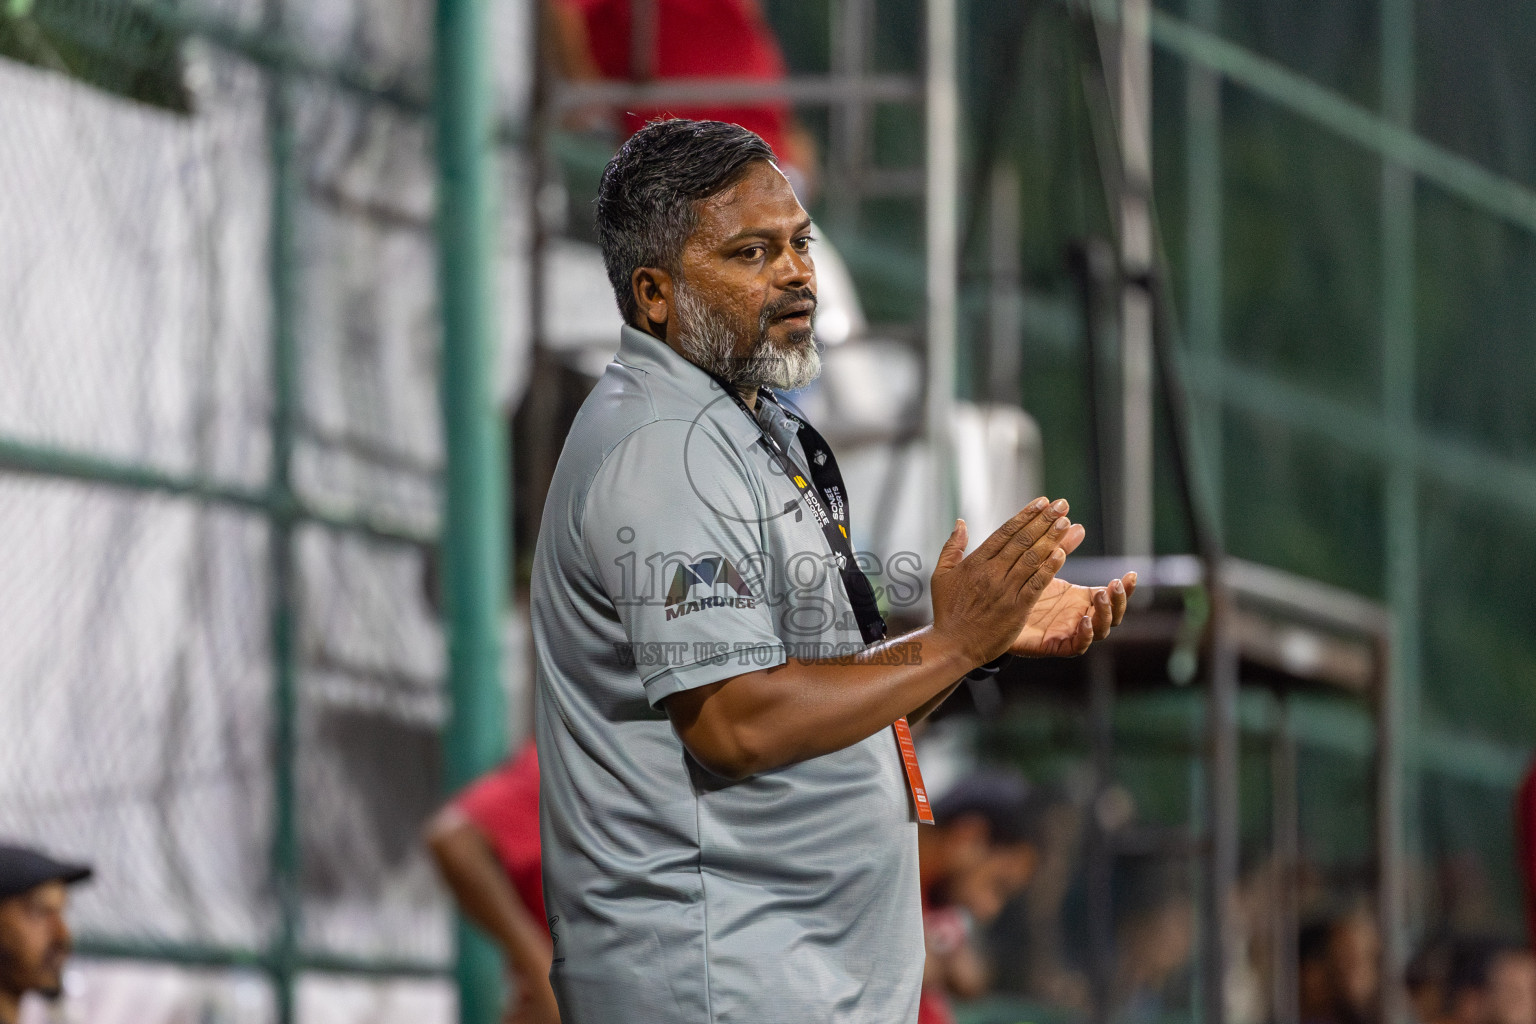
[0,0,531,1016]
[0,24,281,949]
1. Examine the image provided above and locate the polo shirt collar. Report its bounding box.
[614,325,779,448]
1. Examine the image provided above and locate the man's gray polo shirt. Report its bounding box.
[531,325,923,1023]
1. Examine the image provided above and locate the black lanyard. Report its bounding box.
[708,377,941,826]
[711,379,888,646]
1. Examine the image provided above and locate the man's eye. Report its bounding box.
[793,236,814,251]
[739,246,765,260]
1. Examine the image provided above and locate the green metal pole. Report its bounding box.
[265,44,302,1024]
[1380,0,1416,1017]
[434,0,509,1020]
[1183,0,1222,543]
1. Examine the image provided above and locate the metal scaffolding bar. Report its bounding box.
[435,0,511,1021]
[1271,699,1301,1024]
[925,0,960,546]
[1117,0,1154,559]
[827,0,875,229]
[1085,648,1116,1024]
[985,160,1025,406]
[1378,0,1416,1010]
[1202,583,1242,1024]
[1375,629,1407,1024]
[1144,270,1239,1024]
[1182,0,1223,543]
[554,73,921,110]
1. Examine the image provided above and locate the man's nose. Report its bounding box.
[776,247,815,292]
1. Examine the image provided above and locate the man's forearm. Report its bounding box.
[664,501,1095,781]
[427,816,551,980]
[908,681,964,726]
[662,625,976,780]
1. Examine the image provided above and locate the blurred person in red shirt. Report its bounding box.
[1516,758,1536,950]
[917,771,1048,1024]
[428,742,557,1024]
[548,0,819,193]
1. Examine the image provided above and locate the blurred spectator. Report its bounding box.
[975,791,1090,1011]
[547,0,820,193]
[1407,936,1453,1024]
[1017,799,1091,1011]
[1441,939,1536,1024]
[426,741,557,1024]
[1299,910,1381,1024]
[917,770,1048,1024]
[1229,855,1295,1024]
[1111,854,1196,1024]
[0,844,91,1024]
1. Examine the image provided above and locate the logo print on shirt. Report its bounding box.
[548,915,564,965]
[664,556,757,620]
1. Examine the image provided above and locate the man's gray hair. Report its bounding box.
[595,119,776,325]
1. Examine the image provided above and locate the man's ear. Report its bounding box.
[631,266,674,337]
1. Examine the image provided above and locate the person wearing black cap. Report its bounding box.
[0,844,91,1024]
[917,770,1049,1024]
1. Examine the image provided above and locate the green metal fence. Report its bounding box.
[0,0,509,1019]
[1160,0,1536,933]
[963,0,1536,939]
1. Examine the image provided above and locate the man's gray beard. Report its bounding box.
[673,282,821,392]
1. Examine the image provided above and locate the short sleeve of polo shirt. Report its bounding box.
[584,417,787,708]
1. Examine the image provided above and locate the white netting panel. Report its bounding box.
[291,84,444,536]
[0,0,541,989]
[0,46,273,487]
[295,525,450,962]
[0,478,274,947]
